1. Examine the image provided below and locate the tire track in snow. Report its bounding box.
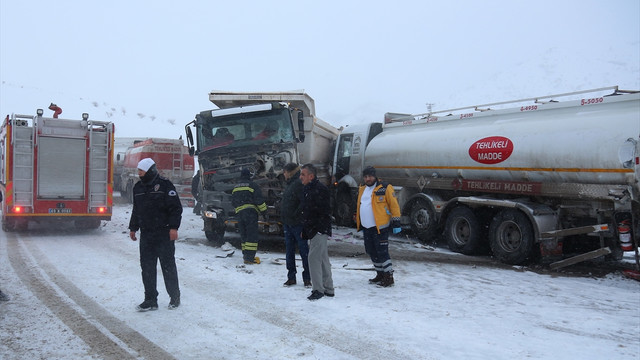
[4,232,176,360]
[198,265,417,359]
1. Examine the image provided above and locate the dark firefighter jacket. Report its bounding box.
[231,179,267,214]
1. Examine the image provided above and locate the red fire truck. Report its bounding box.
[116,137,195,207]
[0,105,115,231]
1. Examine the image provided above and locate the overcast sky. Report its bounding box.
[1,0,638,139]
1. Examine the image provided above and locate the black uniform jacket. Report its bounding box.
[129,169,183,232]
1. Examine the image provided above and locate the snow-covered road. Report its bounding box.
[1,204,639,359]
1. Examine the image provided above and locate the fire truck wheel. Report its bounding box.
[489,209,534,265]
[445,206,483,255]
[2,218,28,232]
[409,199,438,243]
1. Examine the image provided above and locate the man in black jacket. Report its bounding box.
[280,163,311,287]
[232,169,267,264]
[300,163,334,300]
[129,158,183,311]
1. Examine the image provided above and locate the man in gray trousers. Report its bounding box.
[299,163,334,301]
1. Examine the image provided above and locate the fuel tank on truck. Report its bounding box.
[365,92,640,194]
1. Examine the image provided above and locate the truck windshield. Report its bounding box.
[197,108,294,152]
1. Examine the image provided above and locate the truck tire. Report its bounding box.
[334,192,355,227]
[445,206,483,255]
[3,218,28,231]
[204,218,226,245]
[205,228,225,245]
[409,199,438,243]
[489,209,534,265]
[2,218,14,232]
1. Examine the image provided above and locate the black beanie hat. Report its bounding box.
[363,166,376,177]
[241,168,252,179]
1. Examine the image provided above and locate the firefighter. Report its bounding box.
[356,166,401,287]
[129,158,183,311]
[232,169,267,264]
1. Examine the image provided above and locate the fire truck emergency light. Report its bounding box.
[82,113,89,120]
[12,206,23,213]
[36,109,43,116]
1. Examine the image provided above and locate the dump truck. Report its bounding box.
[1,105,114,230]
[184,91,340,243]
[332,86,639,267]
[116,137,195,207]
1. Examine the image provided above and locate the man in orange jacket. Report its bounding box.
[356,166,401,287]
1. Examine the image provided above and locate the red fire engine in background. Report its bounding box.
[1,105,115,231]
[115,137,195,207]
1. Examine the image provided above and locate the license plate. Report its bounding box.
[49,208,72,214]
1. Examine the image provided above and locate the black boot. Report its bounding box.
[369,271,384,284]
[378,272,394,287]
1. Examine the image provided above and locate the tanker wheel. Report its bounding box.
[489,209,534,265]
[334,192,355,227]
[445,206,483,255]
[409,199,438,243]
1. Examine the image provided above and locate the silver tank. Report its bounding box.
[365,92,639,194]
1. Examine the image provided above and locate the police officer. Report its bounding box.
[232,168,267,264]
[129,158,183,311]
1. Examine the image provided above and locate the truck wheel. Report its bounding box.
[409,199,437,243]
[334,192,355,227]
[3,218,28,231]
[2,218,14,232]
[489,209,534,265]
[204,218,226,245]
[445,206,482,255]
[205,228,225,245]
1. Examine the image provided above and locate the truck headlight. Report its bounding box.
[203,210,218,219]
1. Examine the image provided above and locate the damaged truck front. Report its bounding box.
[184,92,339,244]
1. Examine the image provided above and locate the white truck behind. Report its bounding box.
[332,86,639,267]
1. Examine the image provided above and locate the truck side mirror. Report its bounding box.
[297,112,305,143]
[185,124,195,156]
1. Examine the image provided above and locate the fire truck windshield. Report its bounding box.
[197,108,294,152]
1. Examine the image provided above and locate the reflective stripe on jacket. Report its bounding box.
[232,181,267,214]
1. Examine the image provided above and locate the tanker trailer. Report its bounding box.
[332,86,639,267]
